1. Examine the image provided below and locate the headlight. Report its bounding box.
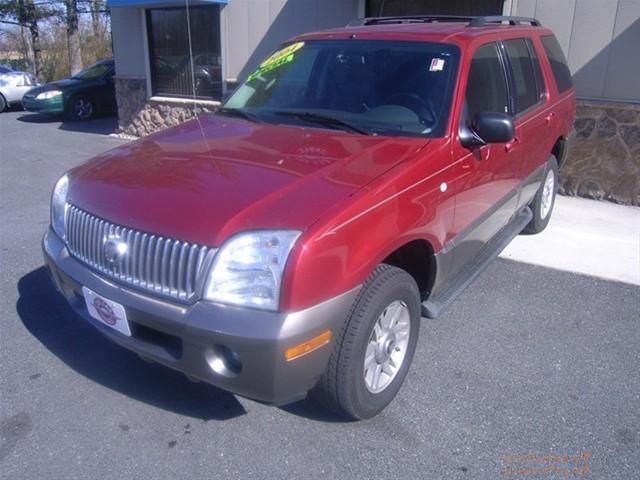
[36,90,62,100]
[51,174,69,239]
[203,230,301,311]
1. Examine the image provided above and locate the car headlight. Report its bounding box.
[203,230,301,311]
[51,174,69,239]
[36,90,62,100]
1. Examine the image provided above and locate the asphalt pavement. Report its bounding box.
[1,110,639,479]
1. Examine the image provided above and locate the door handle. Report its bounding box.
[545,112,556,125]
[505,136,520,153]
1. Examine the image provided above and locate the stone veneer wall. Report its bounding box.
[114,77,218,138]
[561,100,640,206]
[116,78,639,205]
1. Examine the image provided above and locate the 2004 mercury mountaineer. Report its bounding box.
[43,15,575,419]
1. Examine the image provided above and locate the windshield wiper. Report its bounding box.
[217,107,262,123]
[272,110,372,135]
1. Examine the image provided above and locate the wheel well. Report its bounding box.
[382,240,436,300]
[551,137,568,168]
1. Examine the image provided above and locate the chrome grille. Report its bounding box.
[65,204,215,302]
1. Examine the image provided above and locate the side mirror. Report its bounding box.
[460,112,515,148]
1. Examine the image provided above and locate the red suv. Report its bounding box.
[43,16,575,419]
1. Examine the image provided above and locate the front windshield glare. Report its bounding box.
[224,40,459,137]
[73,62,112,80]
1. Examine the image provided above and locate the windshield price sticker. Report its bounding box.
[260,42,305,68]
[429,58,445,71]
[247,42,305,82]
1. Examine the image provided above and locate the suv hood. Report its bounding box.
[68,115,425,246]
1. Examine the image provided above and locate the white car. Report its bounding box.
[0,66,38,112]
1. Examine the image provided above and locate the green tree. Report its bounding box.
[0,0,57,77]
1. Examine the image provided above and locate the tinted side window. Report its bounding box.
[541,35,573,93]
[466,43,509,119]
[504,38,539,114]
[526,38,546,99]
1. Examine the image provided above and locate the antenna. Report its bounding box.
[185,0,215,164]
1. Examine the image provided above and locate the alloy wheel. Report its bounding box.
[74,98,93,119]
[540,169,555,219]
[363,299,411,394]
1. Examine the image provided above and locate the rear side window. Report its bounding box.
[465,43,509,119]
[541,35,573,93]
[526,38,546,100]
[504,38,539,114]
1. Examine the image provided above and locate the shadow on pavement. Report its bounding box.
[16,267,246,421]
[16,112,119,136]
[279,397,353,423]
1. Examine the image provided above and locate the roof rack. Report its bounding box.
[467,16,541,27]
[348,15,474,27]
[348,15,541,28]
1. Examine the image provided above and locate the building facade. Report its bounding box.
[109,0,639,204]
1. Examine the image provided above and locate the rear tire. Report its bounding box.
[68,94,95,120]
[524,155,558,234]
[313,264,421,420]
[0,94,6,113]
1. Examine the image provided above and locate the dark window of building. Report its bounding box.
[146,6,222,99]
[504,38,538,113]
[541,35,573,93]
[366,0,505,17]
[465,43,509,120]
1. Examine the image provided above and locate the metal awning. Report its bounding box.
[108,0,227,7]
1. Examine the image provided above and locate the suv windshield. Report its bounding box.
[223,40,460,137]
[73,61,113,80]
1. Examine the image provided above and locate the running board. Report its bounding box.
[421,207,533,319]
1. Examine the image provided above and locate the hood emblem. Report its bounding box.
[103,236,128,265]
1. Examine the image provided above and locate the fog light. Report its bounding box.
[285,330,332,361]
[206,345,242,377]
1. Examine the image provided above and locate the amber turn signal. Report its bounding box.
[285,330,332,361]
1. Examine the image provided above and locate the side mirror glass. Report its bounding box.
[460,112,515,148]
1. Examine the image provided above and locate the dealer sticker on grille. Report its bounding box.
[82,286,131,337]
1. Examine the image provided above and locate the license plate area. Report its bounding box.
[82,286,131,337]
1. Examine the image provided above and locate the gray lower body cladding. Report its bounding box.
[42,228,360,405]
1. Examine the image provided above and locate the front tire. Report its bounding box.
[524,155,559,234]
[0,94,6,113]
[313,264,421,420]
[68,94,95,120]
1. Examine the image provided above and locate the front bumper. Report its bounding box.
[22,95,64,114]
[42,228,359,405]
